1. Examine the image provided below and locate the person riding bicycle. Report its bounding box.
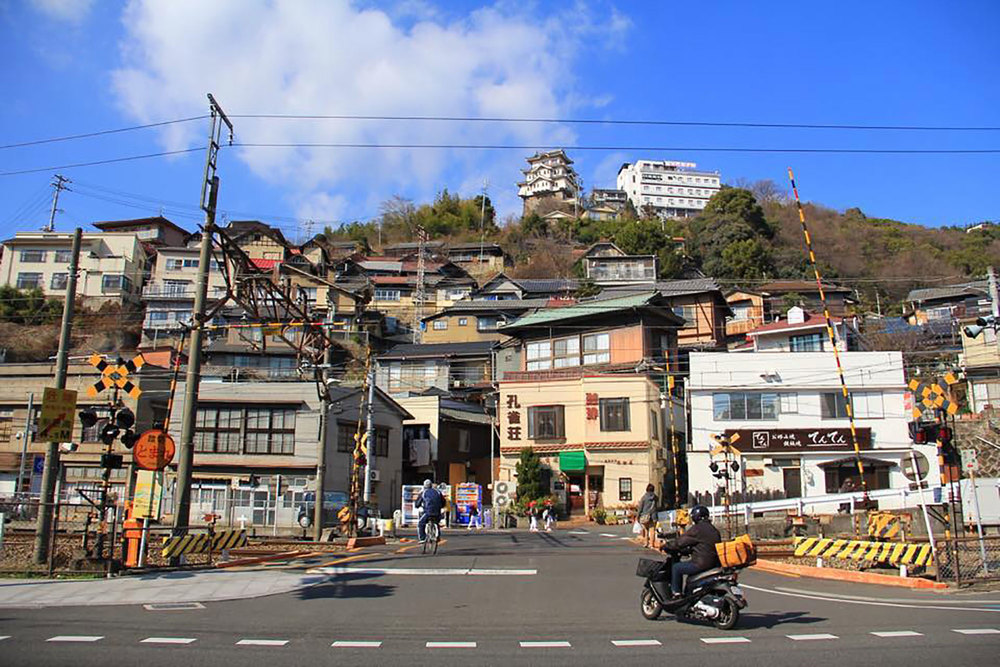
[661,504,721,599]
[415,479,445,543]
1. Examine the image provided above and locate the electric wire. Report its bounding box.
[0,116,209,150]
[0,148,204,177]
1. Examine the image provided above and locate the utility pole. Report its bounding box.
[16,392,34,494]
[33,227,81,563]
[172,95,233,550]
[478,178,489,268]
[362,360,377,508]
[44,175,70,232]
[412,226,427,343]
[313,321,334,541]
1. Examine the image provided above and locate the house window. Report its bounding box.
[149,311,169,322]
[194,406,242,453]
[433,320,448,330]
[852,392,884,419]
[244,406,296,454]
[338,422,358,452]
[54,250,72,263]
[375,288,401,302]
[0,407,14,440]
[165,258,197,271]
[582,332,610,365]
[526,341,552,371]
[712,392,779,420]
[528,405,565,439]
[457,429,470,453]
[553,336,580,368]
[821,392,851,419]
[19,250,46,263]
[672,305,698,325]
[731,304,751,321]
[102,274,128,293]
[477,316,501,331]
[50,273,68,290]
[376,429,389,457]
[619,477,633,502]
[458,318,468,326]
[779,393,798,414]
[790,333,823,352]
[599,398,630,431]
[15,273,42,289]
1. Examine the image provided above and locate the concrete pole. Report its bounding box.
[313,341,334,541]
[363,361,377,506]
[33,227,81,564]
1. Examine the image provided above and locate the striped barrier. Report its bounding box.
[867,512,905,540]
[793,537,933,567]
[161,530,248,558]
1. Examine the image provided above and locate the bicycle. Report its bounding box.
[422,517,441,555]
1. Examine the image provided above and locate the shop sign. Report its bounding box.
[724,428,872,453]
[586,393,599,421]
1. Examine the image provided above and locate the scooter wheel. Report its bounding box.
[640,588,662,621]
[713,598,740,630]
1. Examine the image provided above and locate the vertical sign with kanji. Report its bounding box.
[506,394,521,441]
[586,392,599,421]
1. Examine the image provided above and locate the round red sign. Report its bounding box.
[133,429,176,470]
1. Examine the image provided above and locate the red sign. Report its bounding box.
[132,429,176,470]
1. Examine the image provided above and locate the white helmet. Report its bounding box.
[423,479,433,489]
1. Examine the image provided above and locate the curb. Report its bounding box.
[752,558,948,590]
[216,550,315,569]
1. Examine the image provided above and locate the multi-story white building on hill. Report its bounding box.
[517,149,581,216]
[617,160,721,219]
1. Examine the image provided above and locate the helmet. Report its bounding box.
[690,505,711,524]
[423,479,433,489]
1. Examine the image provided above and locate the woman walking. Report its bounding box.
[637,483,659,549]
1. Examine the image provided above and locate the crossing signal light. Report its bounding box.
[79,408,98,429]
[120,429,137,449]
[99,422,120,445]
[115,407,135,430]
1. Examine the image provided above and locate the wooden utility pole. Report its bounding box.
[33,227,81,564]
[172,95,233,552]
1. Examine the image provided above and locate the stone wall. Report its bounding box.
[954,410,1000,477]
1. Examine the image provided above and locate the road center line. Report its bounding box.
[871,631,923,638]
[787,633,839,641]
[427,641,477,648]
[700,637,751,644]
[332,641,382,647]
[141,637,197,644]
[47,636,103,643]
[612,639,662,646]
[236,639,289,646]
[310,566,536,576]
[520,641,572,648]
[952,628,1000,635]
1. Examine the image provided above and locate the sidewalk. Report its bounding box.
[0,568,327,609]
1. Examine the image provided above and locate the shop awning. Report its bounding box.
[818,456,897,468]
[559,450,587,472]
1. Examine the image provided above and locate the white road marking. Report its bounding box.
[141,637,197,644]
[520,641,572,648]
[742,584,1000,614]
[601,533,618,538]
[568,530,589,535]
[871,631,923,638]
[47,636,104,643]
[776,586,1000,605]
[311,566,536,576]
[612,639,662,646]
[332,641,382,648]
[468,568,538,576]
[427,642,477,648]
[700,637,751,644]
[787,633,839,641]
[620,537,632,540]
[236,639,289,646]
[0,636,10,641]
[952,628,1000,635]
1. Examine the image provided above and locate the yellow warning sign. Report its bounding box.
[38,387,77,443]
[133,470,164,520]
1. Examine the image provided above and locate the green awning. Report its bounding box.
[559,451,587,472]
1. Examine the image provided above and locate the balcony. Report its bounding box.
[143,284,227,300]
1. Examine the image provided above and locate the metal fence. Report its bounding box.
[935,536,1000,584]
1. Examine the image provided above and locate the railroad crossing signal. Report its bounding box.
[907,376,958,420]
[86,353,145,399]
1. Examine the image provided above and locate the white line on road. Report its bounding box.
[0,636,10,641]
[568,530,589,535]
[426,642,477,648]
[47,636,103,643]
[742,583,1000,614]
[871,631,923,638]
[520,641,572,648]
[952,628,1000,635]
[700,637,751,644]
[332,641,382,648]
[601,533,618,537]
[776,586,1000,605]
[612,639,662,646]
[311,566,536,576]
[787,633,839,641]
[236,639,289,646]
[141,638,197,645]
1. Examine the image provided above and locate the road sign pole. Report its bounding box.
[909,450,937,560]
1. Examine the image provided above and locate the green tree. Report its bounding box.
[720,238,775,281]
[0,286,62,324]
[515,447,545,502]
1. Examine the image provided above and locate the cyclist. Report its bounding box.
[415,479,445,543]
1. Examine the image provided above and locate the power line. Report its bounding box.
[0,148,204,177]
[0,116,209,151]
[230,113,1000,132]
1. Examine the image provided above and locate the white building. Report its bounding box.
[687,351,938,508]
[617,160,721,219]
[517,150,581,216]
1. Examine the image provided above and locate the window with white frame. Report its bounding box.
[553,336,580,368]
[582,332,610,365]
[19,250,46,263]
[50,273,68,290]
[713,392,779,420]
[458,318,468,326]
[779,393,798,414]
[433,320,448,330]
[852,392,884,419]
[15,273,42,289]
[54,249,72,263]
[790,333,823,352]
[477,316,501,331]
[374,288,401,302]
[526,340,552,371]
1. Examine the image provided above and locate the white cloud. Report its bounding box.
[111,0,630,222]
[30,0,94,23]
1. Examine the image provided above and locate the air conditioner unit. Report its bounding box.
[370,469,381,482]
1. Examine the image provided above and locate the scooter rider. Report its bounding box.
[662,505,721,598]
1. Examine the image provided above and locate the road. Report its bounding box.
[2,526,999,666]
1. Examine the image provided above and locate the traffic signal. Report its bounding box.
[115,407,135,430]
[120,429,137,449]
[99,422,120,445]
[79,408,98,429]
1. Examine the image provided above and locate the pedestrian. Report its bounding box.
[528,501,539,532]
[637,483,658,549]
[467,502,482,530]
[543,502,556,532]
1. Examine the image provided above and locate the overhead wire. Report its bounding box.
[0,148,204,177]
[0,116,209,150]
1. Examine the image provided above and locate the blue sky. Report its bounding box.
[1,0,998,242]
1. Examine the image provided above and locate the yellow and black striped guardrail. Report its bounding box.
[793,536,933,567]
[161,529,248,558]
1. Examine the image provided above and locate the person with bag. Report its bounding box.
[661,504,721,599]
[637,483,659,549]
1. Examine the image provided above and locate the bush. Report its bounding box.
[591,508,607,525]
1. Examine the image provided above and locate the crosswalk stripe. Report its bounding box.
[236,639,289,646]
[700,637,751,644]
[141,637,197,644]
[601,533,618,537]
[871,631,923,638]
[520,641,572,647]
[952,628,1000,635]
[47,636,103,642]
[787,634,839,640]
[612,639,661,646]
[0,636,10,641]
[426,642,477,648]
[332,641,382,648]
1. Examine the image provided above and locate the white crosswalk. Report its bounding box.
[46,636,103,643]
[427,641,477,648]
[787,633,839,641]
[141,637,197,645]
[332,641,382,648]
[236,639,289,646]
[612,639,661,647]
[872,631,923,638]
[952,628,1000,635]
[520,641,573,647]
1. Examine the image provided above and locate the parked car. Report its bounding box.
[297,491,349,528]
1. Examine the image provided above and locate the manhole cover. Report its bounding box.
[143,602,205,611]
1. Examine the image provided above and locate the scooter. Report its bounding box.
[637,545,748,630]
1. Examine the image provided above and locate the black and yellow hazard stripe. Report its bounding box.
[161,533,212,558]
[211,529,248,551]
[867,513,902,540]
[793,537,932,566]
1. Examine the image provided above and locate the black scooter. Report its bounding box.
[637,545,748,630]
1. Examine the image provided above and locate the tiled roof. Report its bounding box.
[604,278,723,298]
[250,258,281,270]
[906,281,989,303]
[379,341,495,360]
[513,278,580,293]
[500,292,678,331]
[428,298,551,316]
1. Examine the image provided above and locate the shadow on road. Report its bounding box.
[736,611,828,629]
[296,573,395,601]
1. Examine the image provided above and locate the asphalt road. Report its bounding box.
[2,527,999,666]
